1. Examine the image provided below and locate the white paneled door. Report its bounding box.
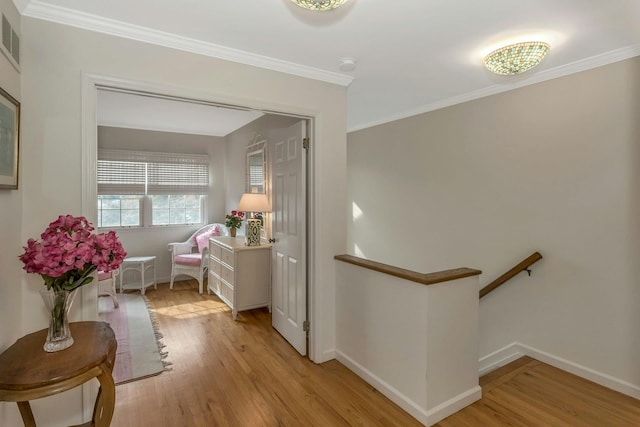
[270,120,307,356]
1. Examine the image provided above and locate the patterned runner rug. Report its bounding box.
[99,293,170,384]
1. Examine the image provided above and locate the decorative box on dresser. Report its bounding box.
[208,236,272,320]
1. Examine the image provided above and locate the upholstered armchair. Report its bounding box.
[168,223,227,294]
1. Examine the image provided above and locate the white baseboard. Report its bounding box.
[336,350,429,425]
[310,347,335,364]
[426,386,482,426]
[479,342,640,400]
[331,343,638,427]
[478,342,525,377]
[319,348,336,363]
[336,350,482,426]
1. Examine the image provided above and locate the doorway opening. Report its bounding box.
[82,77,314,359]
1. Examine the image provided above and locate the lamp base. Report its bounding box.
[245,219,261,246]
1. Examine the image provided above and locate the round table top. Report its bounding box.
[123,256,156,262]
[0,321,116,392]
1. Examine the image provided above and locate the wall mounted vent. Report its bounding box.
[1,13,20,72]
[1,15,9,52]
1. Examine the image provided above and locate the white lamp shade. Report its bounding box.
[237,193,271,213]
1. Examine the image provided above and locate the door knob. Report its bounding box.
[268,238,276,243]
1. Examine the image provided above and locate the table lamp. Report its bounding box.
[237,193,271,246]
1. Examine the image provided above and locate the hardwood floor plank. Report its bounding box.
[110,282,640,427]
[479,356,539,392]
[437,356,640,427]
[508,367,640,426]
[111,281,421,426]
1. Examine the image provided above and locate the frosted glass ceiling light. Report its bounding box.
[290,0,349,11]
[483,41,550,75]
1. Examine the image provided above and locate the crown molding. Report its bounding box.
[21,0,354,87]
[349,44,640,133]
[11,0,30,14]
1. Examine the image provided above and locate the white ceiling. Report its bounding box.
[15,0,640,132]
[97,90,264,137]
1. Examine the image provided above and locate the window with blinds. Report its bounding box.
[97,149,210,228]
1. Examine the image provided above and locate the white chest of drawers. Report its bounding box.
[208,236,271,320]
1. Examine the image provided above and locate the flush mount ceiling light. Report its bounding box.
[483,41,550,75]
[290,0,349,11]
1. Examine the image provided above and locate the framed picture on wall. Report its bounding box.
[0,85,20,190]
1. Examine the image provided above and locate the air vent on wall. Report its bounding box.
[1,13,20,71]
[1,15,9,51]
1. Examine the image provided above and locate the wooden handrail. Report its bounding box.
[479,252,542,298]
[334,254,481,287]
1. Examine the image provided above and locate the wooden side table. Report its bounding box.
[0,321,117,427]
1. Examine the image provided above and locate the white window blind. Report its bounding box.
[98,149,210,196]
[97,161,146,195]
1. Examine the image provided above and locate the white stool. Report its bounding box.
[119,256,157,295]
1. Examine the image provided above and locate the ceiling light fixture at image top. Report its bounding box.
[483,41,550,75]
[290,0,350,11]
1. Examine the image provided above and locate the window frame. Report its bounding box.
[97,194,144,229]
[149,194,206,227]
[97,149,210,230]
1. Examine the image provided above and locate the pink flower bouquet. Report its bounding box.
[19,215,127,292]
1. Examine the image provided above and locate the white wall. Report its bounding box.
[98,126,227,282]
[224,114,304,209]
[0,0,22,425]
[347,57,640,397]
[14,16,346,426]
[224,124,248,212]
[336,263,481,426]
[224,114,301,216]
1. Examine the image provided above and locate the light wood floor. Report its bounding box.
[435,357,640,427]
[111,280,422,426]
[112,280,640,426]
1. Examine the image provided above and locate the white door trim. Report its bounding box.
[80,75,322,418]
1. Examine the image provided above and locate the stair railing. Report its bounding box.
[479,252,542,298]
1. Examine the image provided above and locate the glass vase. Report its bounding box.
[40,288,78,352]
[230,227,237,237]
